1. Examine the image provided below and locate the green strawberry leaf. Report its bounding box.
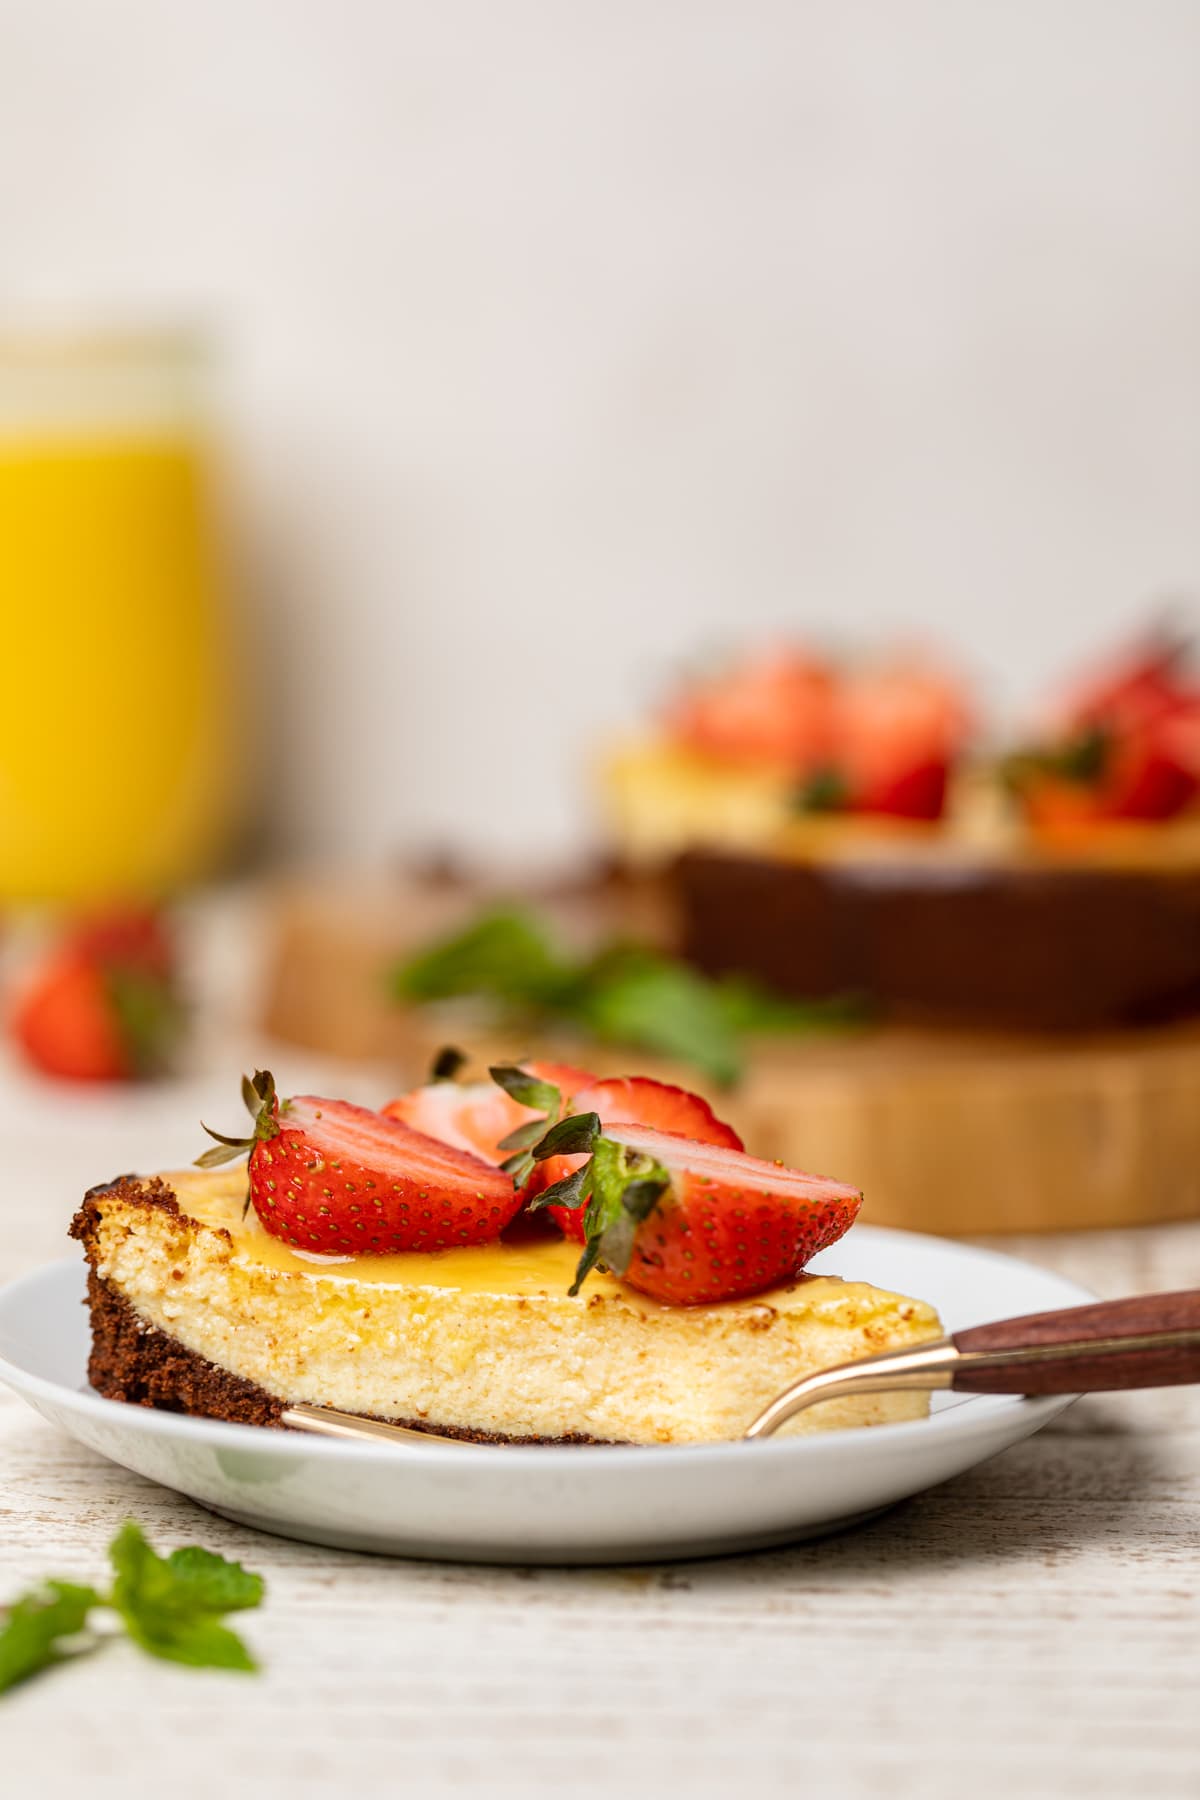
[531,1111,601,1160]
[568,1135,670,1294]
[488,1065,562,1114]
[0,1581,102,1695]
[197,1071,281,1169]
[106,966,183,1078]
[793,766,852,814]
[429,1045,468,1082]
[495,1116,553,1154]
[1002,724,1112,794]
[527,1161,593,1213]
[499,1148,537,1186]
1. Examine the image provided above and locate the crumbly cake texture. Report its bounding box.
[80,1267,599,1444]
[71,1172,943,1445]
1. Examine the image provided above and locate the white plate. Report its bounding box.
[0,1229,1092,1565]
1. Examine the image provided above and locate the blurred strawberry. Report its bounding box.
[12,907,181,1082]
[1054,633,1188,736]
[67,907,174,981]
[795,661,972,821]
[667,648,972,821]
[1010,635,1200,825]
[382,1052,594,1163]
[666,651,837,772]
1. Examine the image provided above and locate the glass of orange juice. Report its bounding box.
[0,329,240,902]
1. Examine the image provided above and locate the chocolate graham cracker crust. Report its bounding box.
[70,1176,605,1446]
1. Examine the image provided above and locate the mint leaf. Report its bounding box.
[716,976,869,1035]
[1,1525,266,1699]
[109,1522,263,1673]
[163,1546,264,1614]
[126,1615,258,1674]
[570,947,743,1086]
[393,908,572,1008]
[0,1581,101,1695]
[390,907,863,1088]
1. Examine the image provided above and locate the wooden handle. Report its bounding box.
[951,1290,1200,1394]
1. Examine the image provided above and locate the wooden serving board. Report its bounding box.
[261,875,1200,1237]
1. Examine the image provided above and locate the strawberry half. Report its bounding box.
[527,1116,861,1305]
[198,1071,522,1254]
[382,1052,595,1164]
[667,651,837,772]
[1011,635,1200,825]
[529,1075,745,1242]
[820,662,971,821]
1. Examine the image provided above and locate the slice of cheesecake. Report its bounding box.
[71,1165,942,1445]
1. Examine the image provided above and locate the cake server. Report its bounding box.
[279,1289,1200,1447]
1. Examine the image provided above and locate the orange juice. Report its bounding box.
[0,336,238,901]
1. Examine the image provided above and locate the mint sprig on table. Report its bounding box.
[0,1522,265,1696]
[391,906,863,1087]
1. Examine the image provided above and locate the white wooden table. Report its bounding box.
[1,949,1198,1800]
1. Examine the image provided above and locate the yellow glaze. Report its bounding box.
[170,1167,642,1303]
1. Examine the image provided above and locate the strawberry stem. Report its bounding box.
[567,1136,669,1296]
[489,1064,568,1188]
[195,1071,282,1169]
[429,1045,467,1082]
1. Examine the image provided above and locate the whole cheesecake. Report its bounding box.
[603,637,1200,1032]
[71,1165,942,1445]
[606,740,1200,1031]
[676,815,1200,1032]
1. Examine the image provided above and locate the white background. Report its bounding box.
[2,0,1198,859]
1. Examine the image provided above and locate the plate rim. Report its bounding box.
[0,1227,1094,1469]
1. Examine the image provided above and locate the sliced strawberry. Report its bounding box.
[533,1076,744,1242]
[1014,636,1200,826]
[382,1057,594,1163]
[13,955,130,1081]
[199,1071,521,1254]
[530,1119,861,1305]
[1056,635,1189,737]
[667,651,837,772]
[832,663,971,821]
[856,758,948,821]
[1106,719,1200,820]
